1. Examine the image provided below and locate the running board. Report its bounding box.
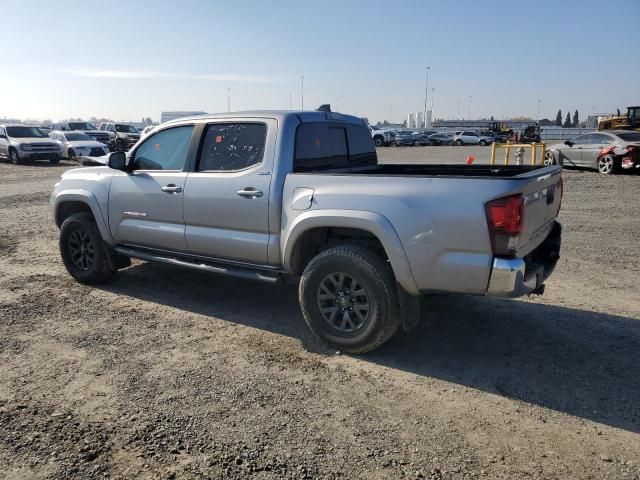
[114,246,283,284]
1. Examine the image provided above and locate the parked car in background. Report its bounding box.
[140,125,156,138]
[0,124,61,164]
[51,109,563,353]
[544,130,640,174]
[394,130,427,146]
[98,122,141,151]
[452,131,494,146]
[51,121,113,149]
[49,131,110,161]
[429,132,454,146]
[369,125,396,147]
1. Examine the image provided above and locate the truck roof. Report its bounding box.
[162,110,366,127]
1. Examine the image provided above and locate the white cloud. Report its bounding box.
[61,67,278,83]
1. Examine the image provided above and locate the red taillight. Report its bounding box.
[485,194,524,257]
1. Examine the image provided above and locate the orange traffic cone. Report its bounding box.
[466,155,476,165]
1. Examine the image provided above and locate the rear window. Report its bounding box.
[294,122,377,172]
[617,132,640,142]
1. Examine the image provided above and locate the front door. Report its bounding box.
[183,120,275,265]
[108,125,195,252]
[560,134,589,166]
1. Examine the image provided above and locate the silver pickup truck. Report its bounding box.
[51,110,563,353]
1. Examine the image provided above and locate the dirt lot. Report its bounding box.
[0,154,639,479]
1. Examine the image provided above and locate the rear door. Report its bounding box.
[0,127,8,156]
[580,133,612,168]
[108,124,196,252]
[182,119,275,265]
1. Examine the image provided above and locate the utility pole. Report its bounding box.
[227,88,231,112]
[431,88,435,122]
[423,66,430,128]
[301,75,304,110]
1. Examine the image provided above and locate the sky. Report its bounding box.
[1,0,639,124]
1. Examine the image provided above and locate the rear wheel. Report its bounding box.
[479,139,487,146]
[597,154,615,174]
[59,212,114,284]
[299,245,401,354]
[455,139,463,146]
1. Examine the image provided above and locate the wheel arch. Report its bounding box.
[282,210,419,295]
[53,191,112,244]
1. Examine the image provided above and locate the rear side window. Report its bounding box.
[198,123,266,171]
[294,122,376,171]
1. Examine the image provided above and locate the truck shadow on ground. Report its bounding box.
[100,262,640,434]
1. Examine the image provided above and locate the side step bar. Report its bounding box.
[114,246,283,284]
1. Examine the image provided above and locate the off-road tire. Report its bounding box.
[299,245,401,354]
[59,212,114,284]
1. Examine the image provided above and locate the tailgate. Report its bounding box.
[517,167,562,256]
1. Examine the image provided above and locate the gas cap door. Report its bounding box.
[291,187,314,210]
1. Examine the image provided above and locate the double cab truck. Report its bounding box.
[51,109,563,353]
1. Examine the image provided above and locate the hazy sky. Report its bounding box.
[2,0,638,123]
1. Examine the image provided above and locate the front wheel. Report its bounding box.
[299,245,401,354]
[373,136,384,147]
[479,139,487,146]
[9,148,21,165]
[59,213,114,284]
[49,155,60,164]
[455,139,463,146]
[413,140,420,146]
[597,154,615,175]
[68,149,76,161]
[543,151,556,166]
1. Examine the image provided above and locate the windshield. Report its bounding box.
[64,132,92,141]
[617,132,640,142]
[115,124,138,133]
[68,122,97,130]
[6,126,48,138]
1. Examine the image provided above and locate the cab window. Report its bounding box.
[132,125,194,171]
[197,123,267,171]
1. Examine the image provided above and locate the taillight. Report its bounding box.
[485,194,524,257]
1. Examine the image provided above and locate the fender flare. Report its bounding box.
[282,209,419,295]
[52,189,113,244]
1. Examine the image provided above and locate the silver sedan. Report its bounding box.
[544,130,640,174]
[49,131,110,161]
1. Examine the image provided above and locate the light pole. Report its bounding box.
[468,96,471,121]
[423,66,430,128]
[457,101,460,120]
[301,75,304,110]
[227,88,231,112]
[537,99,541,121]
[431,88,435,123]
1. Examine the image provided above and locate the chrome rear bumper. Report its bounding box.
[487,221,561,298]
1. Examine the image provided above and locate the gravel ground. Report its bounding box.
[0,154,639,480]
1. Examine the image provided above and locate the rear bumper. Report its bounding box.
[487,221,561,298]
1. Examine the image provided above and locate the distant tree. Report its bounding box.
[573,110,579,127]
[555,110,562,126]
[490,115,494,121]
[539,118,553,126]
[382,120,389,125]
[563,112,572,128]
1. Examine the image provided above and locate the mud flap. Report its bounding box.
[398,285,421,332]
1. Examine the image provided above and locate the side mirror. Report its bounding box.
[108,151,128,171]
[564,140,574,147]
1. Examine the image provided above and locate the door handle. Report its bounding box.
[161,184,182,194]
[237,188,263,198]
